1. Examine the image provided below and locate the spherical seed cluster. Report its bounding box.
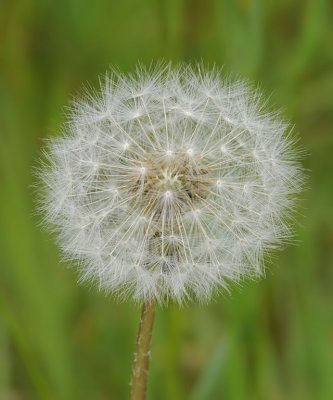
[41,64,303,303]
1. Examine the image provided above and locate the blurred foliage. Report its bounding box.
[0,0,332,399]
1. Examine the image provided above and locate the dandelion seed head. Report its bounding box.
[40,64,303,304]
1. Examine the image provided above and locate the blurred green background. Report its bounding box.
[0,0,332,399]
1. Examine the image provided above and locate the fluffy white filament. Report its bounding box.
[40,64,303,303]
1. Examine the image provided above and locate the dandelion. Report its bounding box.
[39,64,303,400]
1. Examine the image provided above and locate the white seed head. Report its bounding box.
[40,64,303,304]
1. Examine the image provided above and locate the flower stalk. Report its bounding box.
[130,301,156,400]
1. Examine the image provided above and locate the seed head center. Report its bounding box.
[126,150,211,212]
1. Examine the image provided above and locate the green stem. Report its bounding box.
[130,301,156,400]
